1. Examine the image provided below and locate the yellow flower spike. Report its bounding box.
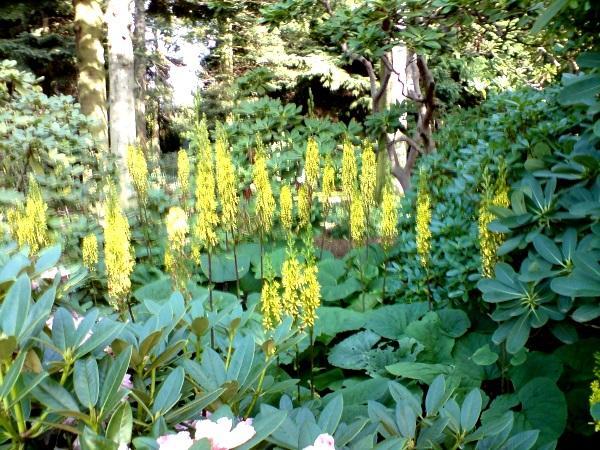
[478,167,510,278]
[177,149,190,194]
[350,191,366,246]
[341,139,357,201]
[82,234,99,271]
[300,263,321,328]
[304,136,320,190]
[360,141,377,209]
[192,119,219,260]
[164,206,189,291]
[321,163,335,207]
[261,278,283,331]
[279,185,293,233]
[103,187,135,311]
[126,145,149,203]
[253,152,276,234]
[380,185,399,252]
[7,178,49,254]
[415,172,432,269]
[298,185,311,229]
[281,255,303,319]
[215,130,239,232]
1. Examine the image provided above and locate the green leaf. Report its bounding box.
[236,409,287,450]
[152,367,185,415]
[33,244,61,275]
[437,309,471,338]
[559,74,600,105]
[425,375,446,416]
[365,303,428,339]
[571,304,600,322]
[532,235,563,266]
[506,316,530,354]
[531,0,568,34]
[165,388,225,425]
[327,330,380,370]
[471,345,498,366]
[226,336,255,386]
[32,377,80,412]
[99,346,132,419]
[386,362,452,384]
[460,389,482,432]
[0,274,30,337]
[0,351,27,399]
[404,312,454,363]
[200,251,251,283]
[509,352,562,391]
[106,401,133,445]
[314,307,366,339]
[502,430,539,450]
[318,394,343,434]
[577,52,600,68]
[74,358,99,408]
[517,377,567,445]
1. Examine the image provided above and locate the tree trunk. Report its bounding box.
[73,0,108,155]
[106,0,136,204]
[134,0,147,150]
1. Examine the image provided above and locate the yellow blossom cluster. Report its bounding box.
[281,255,303,318]
[416,172,432,268]
[297,185,311,229]
[478,170,510,278]
[304,136,320,190]
[380,185,398,251]
[7,178,49,254]
[126,145,149,203]
[360,141,377,209]
[321,163,335,207]
[177,149,190,194]
[350,191,366,245]
[164,206,189,291]
[253,152,276,233]
[192,120,219,259]
[103,188,134,311]
[82,234,99,271]
[590,380,600,432]
[341,139,357,200]
[279,185,293,233]
[215,130,239,232]
[261,279,282,331]
[299,263,320,327]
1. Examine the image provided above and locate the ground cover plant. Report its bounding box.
[0,1,599,449]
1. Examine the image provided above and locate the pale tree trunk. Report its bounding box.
[106,0,136,204]
[134,0,147,150]
[74,0,108,156]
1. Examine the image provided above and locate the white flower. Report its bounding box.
[157,431,194,450]
[302,433,336,450]
[194,417,256,450]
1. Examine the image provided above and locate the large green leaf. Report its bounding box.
[365,303,428,339]
[200,250,251,283]
[327,330,380,370]
[318,394,343,435]
[559,74,600,106]
[386,362,452,384]
[32,377,80,412]
[74,358,100,408]
[517,377,566,446]
[0,274,30,337]
[404,312,454,363]
[314,307,366,339]
[152,367,185,415]
[531,0,568,34]
[106,401,133,445]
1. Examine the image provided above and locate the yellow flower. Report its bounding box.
[126,145,149,203]
[103,187,135,311]
[321,163,335,207]
[350,191,366,245]
[164,206,189,291]
[82,234,99,271]
[261,279,282,331]
[215,132,239,232]
[7,178,49,254]
[253,152,276,233]
[304,136,320,190]
[341,139,357,201]
[192,119,219,259]
[297,185,311,229]
[478,170,510,278]
[281,255,302,318]
[591,380,600,432]
[177,149,190,194]
[360,141,377,209]
[380,185,398,251]
[279,185,293,233]
[415,173,432,268]
[300,263,320,328]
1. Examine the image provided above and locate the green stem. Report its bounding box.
[208,249,215,349]
[231,227,241,306]
[382,251,388,303]
[309,327,315,399]
[259,232,264,282]
[244,363,268,418]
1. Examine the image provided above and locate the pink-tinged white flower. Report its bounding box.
[45,311,92,343]
[40,266,70,281]
[302,433,336,450]
[121,373,133,389]
[194,417,256,450]
[157,431,194,450]
[117,444,129,450]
